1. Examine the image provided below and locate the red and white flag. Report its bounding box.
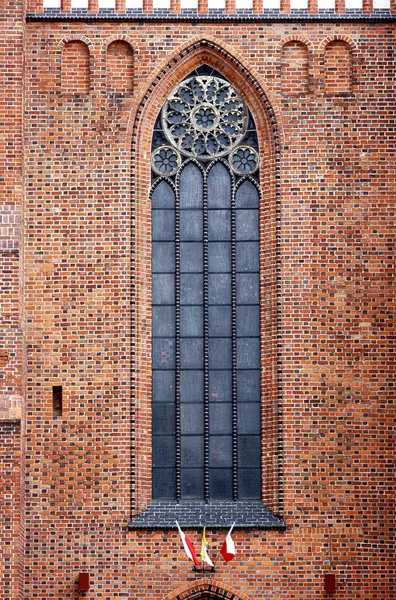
[176,521,200,567]
[220,522,236,562]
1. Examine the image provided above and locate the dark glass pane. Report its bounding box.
[152,180,175,209]
[180,306,203,337]
[237,338,260,369]
[181,469,204,499]
[152,338,175,370]
[152,468,175,499]
[209,403,232,434]
[209,338,232,369]
[153,370,175,403]
[209,242,231,273]
[153,306,175,337]
[180,163,203,208]
[236,242,260,272]
[236,273,259,305]
[207,162,231,208]
[180,274,203,305]
[181,436,204,467]
[152,437,175,467]
[238,468,261,499]
[152,209,175,241]
[180,210,203,242]
[209,306,231,337]
[153,403,175,434]
[238,403,261,434]
[180,371,204,404]
[209,370,232,403]
[236,209,259,241]
[209,469,232,499]
[180,339,204,369]
[209,436,232,467]
[181,403,204,434]
[208,273,231,305]
[152,242,175,273]
[208,210,231,241]
[153,274,175,305]
[238,435,261,467]
[237,370,260,402]
[236,180,259,208]
[236,306,260,337]
[180,242,203,273]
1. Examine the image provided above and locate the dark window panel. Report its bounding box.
[180,338,204,369]
[209,370,232,403]
[236,242,260,272]
[152,338,175,370]
[180,163,203,208]
[180,210,203,241]
[209,338,232,369]
[236,209,259,241]
[238,468,261,499]
[238,403,261,434]
[180,370,204,404]
[236,180,259,208]
[181,468,205,499]
[208,274,231,305]
[237,338,260,369]
[180,242,203,273]
[151,180,175,209]
[152,209,175,241]
[209,436,232,467]
[153,403,175,434]
[180,274,203,305]
[153,306,175,337]
[236,273,260,305]
[152,468,176,499]
[207,162,231,208]
[208,242,231,273]
[152,437,176,467]
[208,210,231,241]
[209,468,232,499]
[209,403,232,434]
[153,370,175,403]
[152,274,175,305]
[236,305,260,337]
[152,242,175,273]
[181,403,204,434]
[237,370,261,402]
[238,435,261,467]
[209,305,232,337]
[180,306,204,337]
[181,436,204,467]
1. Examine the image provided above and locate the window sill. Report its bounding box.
[128,500,286,530]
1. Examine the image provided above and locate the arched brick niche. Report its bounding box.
[324,40,353,94]
[61,41,90,95]
[106,40,133,95]
[163,579,252,600]
[281,41,310,95]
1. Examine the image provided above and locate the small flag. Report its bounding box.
[200,526,214,567]
[220,522,236,562]
[176,521,200,567]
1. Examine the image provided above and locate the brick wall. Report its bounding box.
[1,12,395,600]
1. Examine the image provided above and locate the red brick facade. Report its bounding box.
[0,0,395,597]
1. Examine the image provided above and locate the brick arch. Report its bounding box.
[101,34,135,53]
[129,37,283,519]
[163,578,253,600]
[57,34,93,50]
[318,35,358,54]
[276,35,314,53]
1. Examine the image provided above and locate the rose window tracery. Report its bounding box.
[162,76,248,160]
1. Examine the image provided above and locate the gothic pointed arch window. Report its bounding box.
[151,66,261,502]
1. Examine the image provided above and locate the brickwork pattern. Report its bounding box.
[0,10,395,600]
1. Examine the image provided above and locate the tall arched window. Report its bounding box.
[151,67,261,502]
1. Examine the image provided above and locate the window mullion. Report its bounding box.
[203,170,210,502]
[175,184,181,502]
[231,180,238,501]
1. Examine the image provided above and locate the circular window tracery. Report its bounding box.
[162,76,248,161]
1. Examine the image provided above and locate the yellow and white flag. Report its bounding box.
[200,527,214,567]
